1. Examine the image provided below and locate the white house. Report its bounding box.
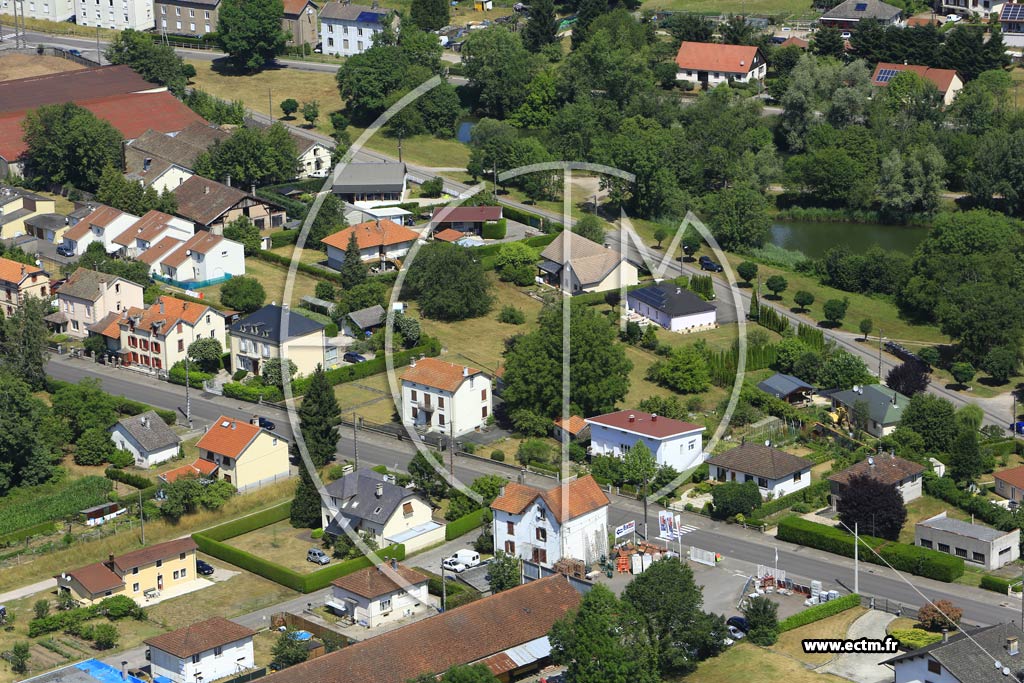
[325,560,432,627]
[76,0,154,30]
[400,357,492,438]
[705,443,811,499]
[627,281,716,333]
[321,219,420,271]
[538,230,639,295]
[886,622,1024,683]
[915,512,1020,571]
[156,231,246,284]
[0,0,75,21]
[586,409,705,473]
[318,2,395,57]
[109,410,182,468]
[145,617,256,683]
[491,475,610,566]
[674,42,767,88]
[61,205,140,256]
[828,453,925,511]
[321,469,444,553]
[111,210,194,260]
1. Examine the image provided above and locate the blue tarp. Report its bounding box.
[75,660,147,683]
[293,630,313,641]
[154,676,173,683]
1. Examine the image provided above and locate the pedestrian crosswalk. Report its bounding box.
[659,524,699,540]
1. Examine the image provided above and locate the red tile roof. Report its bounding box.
[60,562,123,595]
[89,311,123,339]
[553,415,588,436]
[263,575,581,683]
[159,458,219,483]
[0,92,205,162]
[112,538,197,573]
[330,563,428,599]
[146,617,255,659]
[871,62,960,93]
[431,206,502,223]
[195,416,262,458]
[780,36,809,48]
[282,0,316,15]
[585,409,703,439]
[321,219,419,251]
[491,475,609,525]
[400,357,483,392]
[64,205,127,241]
[0,65,154,114]
[112,210,182,247]
[138,236,185,265]
[162,231,224,269]
[994,466,1024,490]
[675,42,761,74]
[433,228,464,243]
[121,296,217,334]
[828,454,925,488]
[0,256,44,286]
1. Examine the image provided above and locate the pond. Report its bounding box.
[456,121,475,144]
[769,221,930,259]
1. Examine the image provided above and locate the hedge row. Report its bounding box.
[778,593,860,632]
[924,473,1019,533]
[270,229,300,248]
[290,337,442,395]
[469,233,558,262]
[104,467,153,490]
[253,249,344,285]
[168,361,213,389]
[501,205,563,232]
[255,188,308,220]
[776,516,964,582]
[222,381,285,403]
[0,521,57,546]
[200,502,291,541]
[445,508,487,541]
[118,485,158,504]
[890,628,943,650]
[481,219,507,240]
[751,481,830,521]
[980,575,1022,593]
[303,544,406,593]
[570,282,649,308]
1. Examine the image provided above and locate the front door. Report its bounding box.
[157,574,163,590]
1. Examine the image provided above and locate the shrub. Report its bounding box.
[232,369,248,382]
[421,177,444,197]
[445,508,487,541]
[92,623,119,650]
[222,381,284,403]
[168,361,212,389]
[890,628,943,650]
[490,450,505,462]
[482,219,507,239]
[311,528,324,540]
[498,305,526,325]
[917,600,962,631]
[104,467,152,490]
[778,593,860,632]
[980,575,1015,593]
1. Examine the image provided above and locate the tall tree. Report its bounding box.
[271,630,309,668]
[949,428,983,484]
[309,194,347,252]
[223,216,263,256]
[295,366,341,469]
[549,585,659,683]
[462,27,535,119]
[663,13,713,42]
[410,0,449,31]
[339,231,368,288]
[219,276,266,313]
[2,296,50,391]
[742,595,779,645]
[571,0,605,49]
[836,472,907,541]
[811,25,845,60]
[521,0,558,52]
[487,551,521,593]
[622,557,726,676]
[290,466,323,528]
[700,185,771,251]
[886,362,930,396]
[900,393,958,454]
[22,103,122,191]
[0,372,63,493]
[194,124,298,187]
[216,0,289,72]
[105,29,190,95]
[405,242,493,321]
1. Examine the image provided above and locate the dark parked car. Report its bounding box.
[699,256,723,272]
[196,559,215,576]
[56,244,74,257]
[343,352,367,364]
[257,416,276,431]
[67,49,82,57]
[727,616,751,633]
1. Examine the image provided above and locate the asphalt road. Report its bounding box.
[47,355,1022,627]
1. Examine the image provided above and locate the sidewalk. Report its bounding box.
[0,578,55,605]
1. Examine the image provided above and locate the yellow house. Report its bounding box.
[55,538,198,605]
[0,185,56,240]
[229,304,327,378]
[0,256,50,317]
[196,416,291,492]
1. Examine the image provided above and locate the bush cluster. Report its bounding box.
[777,593,860,632]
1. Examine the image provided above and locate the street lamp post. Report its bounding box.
[877,330,884,379]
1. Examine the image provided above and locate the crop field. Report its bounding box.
[0,476,112,537]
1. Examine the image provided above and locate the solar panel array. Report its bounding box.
[876,68,900,83]
[1002,3,1024,21]
[355,10,383,23]
[854,2,868,10]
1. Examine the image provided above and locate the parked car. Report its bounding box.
[56,244,74,257]
[196,559,215,576]
[840,31,852,38]
[449,549,481,568]
[727,616,751,633]
[257,416,276,431]
[699,255,723,272]
[307,547,331,565]
[946,13,962,21]
[343,352,367,364]
[442,558,467,573]
[67,48,82,57]
[727,625,746,640]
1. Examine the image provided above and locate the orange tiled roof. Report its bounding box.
[995,466,1024,490]
[159,458,219,483]
[112,538,197,573]
[780,36,809,48]
[195,416,262,458]
[433,228,464,243]
[60,562,123,595]
[121,296,216,335]
[138,236,184,265]
[553,415,587,436]
[491,476,609,525]
[400,357,482,392]
[0,256,44,285]
[320,219,419,251]
[675,41,761,74]
[871,62,960,94]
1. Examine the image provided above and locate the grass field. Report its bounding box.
[898,494,973,544]
[0,54,84,82]
[772,606,867,666]
[224,520,323,573]
[691,642,850,683]
[334,372,399,424]
[197,257,323,309]
[641,0,817,16]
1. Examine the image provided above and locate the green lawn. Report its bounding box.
[773,606,867,666]
[223,520,324,573]
[197,258,323,309]
[898,494,973,544]
[691,642,850,683]
[357,131,471,170]
[642,0,817,15]
[334,372,400,424]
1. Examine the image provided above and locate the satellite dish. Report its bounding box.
[34,259,42,267]
[764,440,771,447]
[1003,667,1010,676]
[868,456,875,466]
[995,661,1003,670]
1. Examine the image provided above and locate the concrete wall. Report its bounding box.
[915,515,1020,571]
[995,476,1024,503]
[380,498,434,540]
[676,62,767,87]
[493,498,608,566]
[626,294,717,333]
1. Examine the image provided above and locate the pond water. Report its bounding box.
[769,221,930,259]
[456,121,475,144]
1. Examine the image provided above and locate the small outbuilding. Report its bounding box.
[756,373,814,404]
[915,511,1020,570]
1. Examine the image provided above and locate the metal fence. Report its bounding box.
[860,595,919,621]
[153,272,232,290]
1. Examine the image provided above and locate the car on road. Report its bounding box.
[442,558,467,573]
[946,13,962,21]
[307,547,331,565]
[67,48,82,57]
[727,616,750,633]
[196,559,215,576]
[699,255,723,272]
[727,625,746,640]
[343,352,367,364]
[257,416,276,431]
[56,244,74,257]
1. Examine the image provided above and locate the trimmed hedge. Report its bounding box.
[481,219,507,239]
[980,575,1021,594]
[778,593,860,632]
[200,502,291,541]
[923,473,1018,534]
[445,508,487,541]
[270,229,300,248]
[222,381,285,403]
[302,543,406,592]
[776,517,964,582]
[290,338,442,395]
[750,480,830,521]
[193,534,306,591]
[501,205,563,232]
[168,361,212,389]
[105,467,153,490]
[890,628,943,650]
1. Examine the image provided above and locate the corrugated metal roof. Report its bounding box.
[504,635,551,666]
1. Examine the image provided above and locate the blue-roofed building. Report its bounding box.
[23,659,148,683]
[757,373,815,404]
[626,281,716,333]
[318,2,397,57]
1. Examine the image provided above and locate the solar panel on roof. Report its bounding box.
[355,10,383,22]
[854,2,868,9]
[876,68,900,83]
[1003,4,1024,20]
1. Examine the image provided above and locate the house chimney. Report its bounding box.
[141,416,149,429]
[251,184,256,195]
[376,482,383,498]
[1008,637,1019,656]
[943,628,949,643]
[390,558,398,570]
[499,485,505,497]
[463,366,469,377]
[410,358,417,368]
[204,185,210,195]
[251,415,260,426]
[651,413,658,422]
[225,174,231,187]
[628,414,635,423]
[159,301,165,314]
[108,554,115,566]
[230,421,236,430]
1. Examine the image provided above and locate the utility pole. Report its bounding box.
[449,419,455,479]
[854,522,859,595]
[184,356,192,428]
[440,561,447,612]
[96,23,101,64]
[139,488,145,544]
[268,89,272,120]
[397,129,403,163]
[877,330,884,379]
[352,412,358,470]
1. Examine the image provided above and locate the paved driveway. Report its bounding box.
[819,609,897,683]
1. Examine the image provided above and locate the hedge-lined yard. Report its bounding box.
[777,516,964,582]
[778,593,860,632]
[445,508,487,541]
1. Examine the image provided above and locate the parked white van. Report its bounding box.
[450,550,481,568]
